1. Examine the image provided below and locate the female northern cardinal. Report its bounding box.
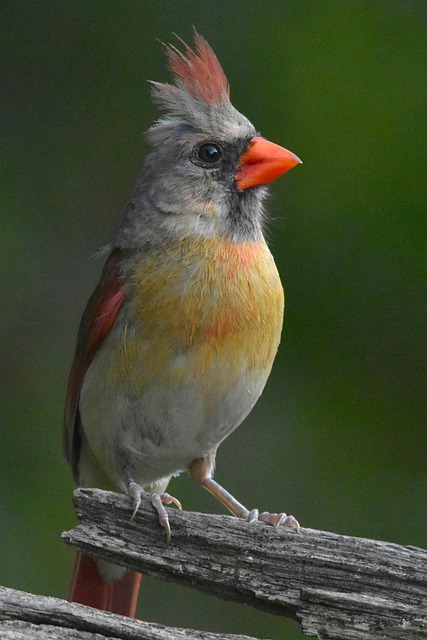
[64,30,301,617]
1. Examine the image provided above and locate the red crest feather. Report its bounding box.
[165,30,230,104]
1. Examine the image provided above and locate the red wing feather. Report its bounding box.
[63,248,125,480]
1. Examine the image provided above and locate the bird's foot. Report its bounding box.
[127,480,182,541]
[189,461,300,532]
[246,508,300,531]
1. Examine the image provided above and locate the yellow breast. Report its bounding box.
[116,236,284,387]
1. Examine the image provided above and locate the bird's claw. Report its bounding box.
[128,481,182,541]
[247,508,259,524]
[246,508,300,531]
[160,493,182,510]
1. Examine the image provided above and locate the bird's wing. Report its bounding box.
[63,248,126,480]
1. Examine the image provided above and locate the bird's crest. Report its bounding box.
[165,30,230,104]
[148,30,251,144]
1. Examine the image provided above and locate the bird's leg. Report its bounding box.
[127,479,182,541]
[190,455,300,531]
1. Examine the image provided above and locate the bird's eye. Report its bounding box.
[196,143,223,165]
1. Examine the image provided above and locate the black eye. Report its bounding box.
[197,142,223,165]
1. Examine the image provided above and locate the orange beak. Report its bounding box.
[235,136,302,190]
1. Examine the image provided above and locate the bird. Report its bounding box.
[64,29,301,617]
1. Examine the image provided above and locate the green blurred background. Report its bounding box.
[1,2,425,638]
